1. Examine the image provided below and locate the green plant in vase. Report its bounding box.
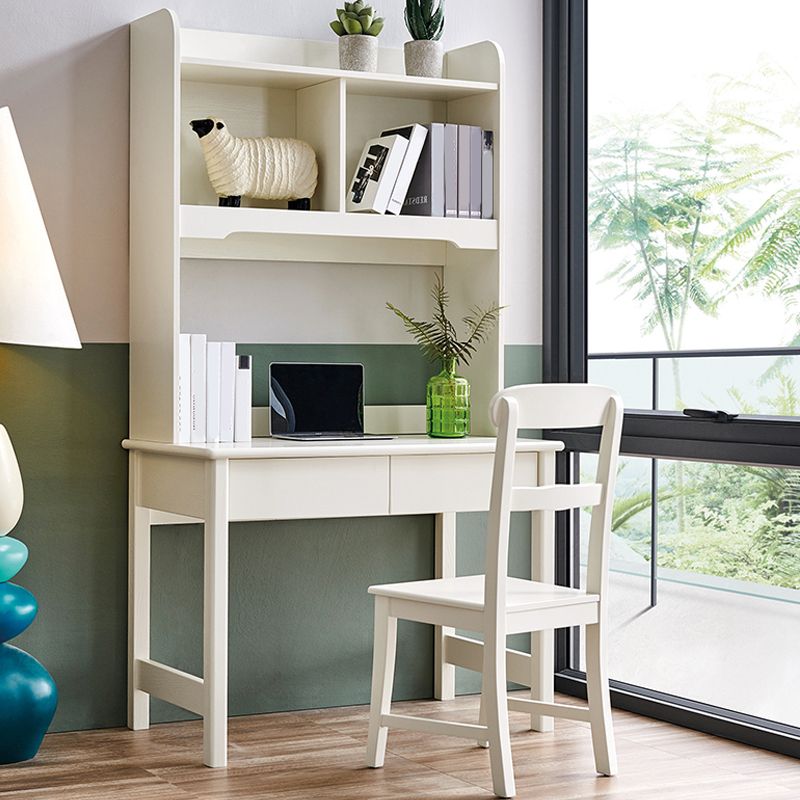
[387,275,502,438]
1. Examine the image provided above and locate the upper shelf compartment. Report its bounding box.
[180,58,498,101]
[180,206,498,263]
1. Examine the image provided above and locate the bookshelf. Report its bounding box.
[130,8,505,442]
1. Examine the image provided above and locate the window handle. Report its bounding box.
[683,408,739,423]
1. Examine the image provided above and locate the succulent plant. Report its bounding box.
[330,2,384,36]
[404,0,444,41]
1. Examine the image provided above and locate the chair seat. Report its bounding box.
[369,575,598,614]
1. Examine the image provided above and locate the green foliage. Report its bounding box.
[404,0,445,41]
[330,2,384,36]
[386,274,502,367]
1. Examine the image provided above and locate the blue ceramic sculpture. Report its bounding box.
[0,536,57,764]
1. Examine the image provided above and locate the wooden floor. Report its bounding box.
[2,694,797,799]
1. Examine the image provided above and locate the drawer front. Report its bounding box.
[229,456,389,521]
[390,452,538,514]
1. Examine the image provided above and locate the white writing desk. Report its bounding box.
[123,435,563,767]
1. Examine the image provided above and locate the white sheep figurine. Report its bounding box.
[189,118,318,208]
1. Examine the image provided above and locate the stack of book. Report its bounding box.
[346,122,494,219]
[178,334,253,444]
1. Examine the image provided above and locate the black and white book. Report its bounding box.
[444,123,458,218]
[401,122,445,217]
[470,126,482,218]
[380,123,428,215]
[457,124,471,218]
[481,130,494,219]
[347,134,409,214]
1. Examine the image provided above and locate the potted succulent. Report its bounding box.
[403,0,445,78]
[387,275,502,438]
[330,2,384,72]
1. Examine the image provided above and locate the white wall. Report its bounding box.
[0,1,541,345]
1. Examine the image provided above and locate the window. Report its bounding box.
[543,0,800,755]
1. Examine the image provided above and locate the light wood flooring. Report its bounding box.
[1,694,797,799]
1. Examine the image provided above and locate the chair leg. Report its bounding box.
[477,676,489,749]
[482,637,516,798]
[366,596,398,768]
[585,621,617,776]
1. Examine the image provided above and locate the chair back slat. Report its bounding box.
[492,383,619,430]
[483,384,623,641]
[511,483,602,512]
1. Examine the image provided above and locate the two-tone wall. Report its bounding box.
[0,0,542,731]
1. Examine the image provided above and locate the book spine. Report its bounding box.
[206,342,221,444]
[430,123,445,217]
[444,124,458,218]
[386,125,428,215]
[482,130,494,220]
[189,333,207,443]
[177,333,191,443]
[400,128,433,217]
[234,354,252,443]
[375,137,408,214]
[219,342,236,443]
[470,126,482,219]
[457,124,471,218]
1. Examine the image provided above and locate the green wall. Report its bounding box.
[0,342,540,732]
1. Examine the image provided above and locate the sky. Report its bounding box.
[588,0,800,354]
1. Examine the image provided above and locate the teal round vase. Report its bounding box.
[426,358,470,438]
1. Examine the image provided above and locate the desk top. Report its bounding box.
[122,435,564,460]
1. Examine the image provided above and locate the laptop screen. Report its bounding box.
[269,363,364,435]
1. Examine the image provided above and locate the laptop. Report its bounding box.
[269,362,393,441]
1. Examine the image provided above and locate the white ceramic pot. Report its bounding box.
[404,39,444,78]
[339,35,379,72]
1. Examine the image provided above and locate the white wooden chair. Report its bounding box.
[366,384,623,798]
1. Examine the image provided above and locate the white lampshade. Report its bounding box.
[0,106,80,349]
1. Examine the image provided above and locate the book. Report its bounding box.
[470,126,482,218]
[457,124,471,218]
[346,134,409,214]
[234,354,252,442]
[189,333,207,443]
[401,122,445,217]
[482,130,494,219]
[177,333,191,444]
[219,342,236,442]
[444,123,458,218]
[380,123,428,215]
[206,342,221,444]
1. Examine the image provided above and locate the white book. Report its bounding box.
[177,333,191,444]
[470,125,482,219]
[219,342,236,443]
[481,130,494,220]
[346,134,409,214]
[444,123,458,218]
[206,342,221,444]
[234,354,252,443]
[189,333,207,443]
[457,124,471,218]
[380,123,428,215]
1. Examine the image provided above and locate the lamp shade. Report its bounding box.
[0,107,80,349]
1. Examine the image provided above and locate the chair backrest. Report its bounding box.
[483,384,623,637]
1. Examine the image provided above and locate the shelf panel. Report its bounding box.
[181,57,498,100]
[180,206,497,262]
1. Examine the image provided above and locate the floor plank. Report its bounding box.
[1,695,795,799]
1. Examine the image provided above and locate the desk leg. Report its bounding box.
[530,450,555,732]
[128,451,151,730]
[434,512,456,701]
[203,459,230,768]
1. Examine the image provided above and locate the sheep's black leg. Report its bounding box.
[219,196,241,207]
[288,198,311,210]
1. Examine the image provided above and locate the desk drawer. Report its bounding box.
[390,453,538,514]
[229,457,390,520]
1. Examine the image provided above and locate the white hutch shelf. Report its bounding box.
[130,8,506,442]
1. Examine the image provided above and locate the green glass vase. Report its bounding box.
[426,358,470,438]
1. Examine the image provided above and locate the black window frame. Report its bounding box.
[542,0,800,757]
